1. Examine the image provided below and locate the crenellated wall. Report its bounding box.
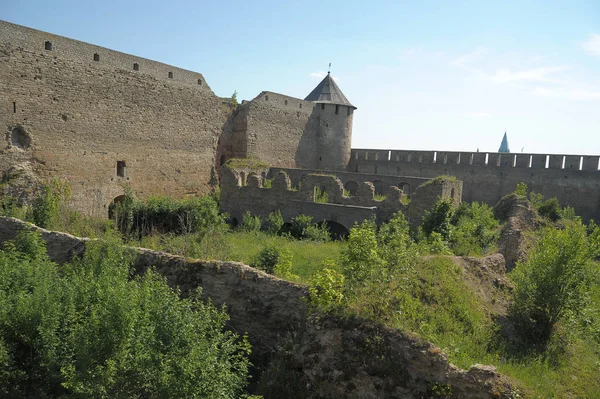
[349,149,600,221]
[219,167,462,231]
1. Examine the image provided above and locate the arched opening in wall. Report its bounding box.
[198,79,202,85]
[168,71,173,78]
[265,95,269,101]
[321,103,325,110]
[93,53,100,62]
[107,195,127,220]
[335,105,339,115]
[299,103,303,109]
[247,172,258,185]
[239,171,246,186]
[372,180,384,196]
[321,221,349,240]
[285,100,288,105]
[44,41,53,51]
[344,181,358,197]
[230,217,239,228]
[219,154,226,166]
[133,63,139,71]
[280,222,293,236]
[398,182,410,193]
[10,127,31,149]
[314,186,328,203]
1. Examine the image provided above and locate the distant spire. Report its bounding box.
[498,131,510,153]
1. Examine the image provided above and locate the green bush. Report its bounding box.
[421,198,454,242]
[240,211,262,233]
[314,186,328,203]
[0,229,251,398]
[508,224,595,349]
[538,197,562,222]
[309,263,345,311]
[252,244,281,274]
[450,202,499,256]
[112,193,227,238]
[290,214,330,242]
[341,219,384,287]
[265,210,284,235]
[514,182,528,197]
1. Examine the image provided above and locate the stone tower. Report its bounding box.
[305,72,356,171]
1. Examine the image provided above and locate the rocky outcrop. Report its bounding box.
[494,194,538,271]
[259,315,517,399]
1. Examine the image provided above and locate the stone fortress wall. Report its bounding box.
[0,20,232,216]
[349,149,600,221]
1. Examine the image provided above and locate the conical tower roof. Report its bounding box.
[304,72,356,109]
[498,132,510,153]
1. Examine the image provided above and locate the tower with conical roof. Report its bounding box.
[305,71,356,170]
[498,131,510,153]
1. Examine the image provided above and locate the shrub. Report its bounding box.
[450,202,499,256]
[0,229,251,397]
[514,182,528,197]
[309,262,345,311]
[538,197,561,222]
[509,224,595,349]
[240,211,262,233]
[290,214,331,242]
[252,244,281,274]
[341,219,384,287]
[421,198,454,241]
[265,210,284,235]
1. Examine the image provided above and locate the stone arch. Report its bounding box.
[10,126,31,149]
[372,180,385,196]
[344,181,358,196]
[322,221,349,240]
[398,182,410,193]
[239,171,246,186]
[107,195,127,219]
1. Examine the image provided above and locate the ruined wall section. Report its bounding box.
[1,22,232,216]
[350,149,600,221]
[234,91,319,169]
[220,168,460,229]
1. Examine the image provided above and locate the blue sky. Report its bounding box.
[3,0,600,154]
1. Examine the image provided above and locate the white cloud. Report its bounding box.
[581,34,600,56]
[309,71,340,81]
[461,112,492,119]
[491,66,567,83]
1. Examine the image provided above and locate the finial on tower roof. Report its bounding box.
[328,62,331,74]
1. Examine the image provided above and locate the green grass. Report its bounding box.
[135,231,345,283]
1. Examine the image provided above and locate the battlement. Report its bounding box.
[0,20,213,93]
[351,149,600,172]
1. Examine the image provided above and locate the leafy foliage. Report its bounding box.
[450,202,499,256]
[290,214,330,242]
[0,229,251,398]
[514,182,528,197]
[240,211,262,233]
[537,197,562,222]
[421,198,454,242]
[313,186,328,203]
[508,223,596,349]
[308,262,345,311]
[265,210,284,235]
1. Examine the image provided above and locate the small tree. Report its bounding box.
[509,224,594,348]
[421,198,454,242]
[231,90,238,108]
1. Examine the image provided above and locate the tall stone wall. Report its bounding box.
[231,91,319,169]
[1,20,232,217]
[350,149,600,221]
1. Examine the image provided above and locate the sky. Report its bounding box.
[3,0,600,154]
